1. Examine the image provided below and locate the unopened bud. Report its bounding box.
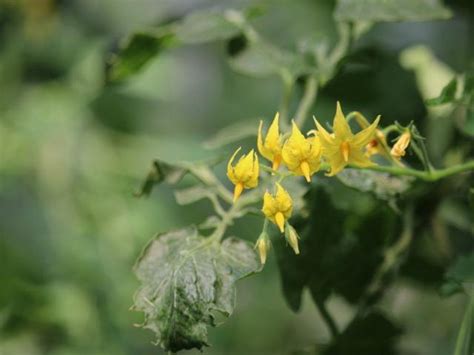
[391,131,411,160]
[284,223,300,255]
[255,234,270,265]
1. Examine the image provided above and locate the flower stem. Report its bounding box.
[294,75,318,127]
[279,70,294,131]
[322,161,474,182]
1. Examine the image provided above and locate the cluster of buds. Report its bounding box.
[226,102,411,264]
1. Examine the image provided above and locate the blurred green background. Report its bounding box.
[0,0,472,354]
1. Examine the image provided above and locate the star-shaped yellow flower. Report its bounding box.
[258,113,283,171]
[262,183,293,233]
[281,121,321,182]
[227,147,259,202]
[314,102,380,176]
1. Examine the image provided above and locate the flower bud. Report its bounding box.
[284,223,300,255]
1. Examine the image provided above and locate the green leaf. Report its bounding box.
[107,8,260,83]
[175,9,242,44]
[426,77,458,106]
[135,159,187,197]
[336,169,412,203]
[174,186,211,205]
[132,227,260,352]
[335,0,452,22]
[106,31,175,83]
[324,311,402,355]
[227,36,313,79]
[274,186,400,311]
[442,252,474,295]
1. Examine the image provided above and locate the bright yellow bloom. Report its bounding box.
[262,184,293,233]
[227,147,259,202]
[366,129,387,157]
[315,102,380,176]
[391,131,411,160]
[255,235,270,265]
[258,112,283,171]
[281,121,322,182]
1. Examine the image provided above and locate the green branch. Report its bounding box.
[314,298,339,339]
[294,75,318,127]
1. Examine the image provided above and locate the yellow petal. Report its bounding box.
[326,151,346,176]
[265,112,280,150]
[257,121,271,161]
[272,154,282,171]
[226,147,242,184]
[333,101,352,141]
[349,149,374,168]
[352,115,381,148]
[275,211,285,233]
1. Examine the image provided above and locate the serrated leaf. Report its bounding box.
[426,77,458,106]
[133,227,260,352]
[335,0,452,22]
[336,169,413,202]
[135,159,187,197]
[324,311,402,355]
[447,252,474,284]
[106,31,175,83]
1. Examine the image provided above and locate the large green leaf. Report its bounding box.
[324,312,402,355]
[335,0,451,22]
[132,227,260,352]
[274,185,400,311]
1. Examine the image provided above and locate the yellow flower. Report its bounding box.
[315,102,380,176]
[391,131,411,160]
[255,234,270,265]
[281,121,322,182]
[227,147,259,202]
[365,129,387,157]
[258,112,283,171]
[262,183,293,233]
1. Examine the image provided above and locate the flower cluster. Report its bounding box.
[227,102,410,264]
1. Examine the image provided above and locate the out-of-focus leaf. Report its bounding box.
[107,8,260,83]
[426,77,458,106]
[335,0,452,22]
[133,227,260,352]
[106,31,175,83]
[336,169,412,202]
[227,37,313,79]
[135,159,187,197]
[203,119,257,149]
[444,252,474,295]
[175,9,242,44]
[199,216,221,230]
[174,185,211,205]
[274,186,399,311]
[324,311,402,355]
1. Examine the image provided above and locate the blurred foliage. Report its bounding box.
[0,0,473,354]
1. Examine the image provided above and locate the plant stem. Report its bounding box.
[453,291,474,355]
[294,75,318,127]
[320,161,474,182]
[314,298,339,338]
[279,70,294,131]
